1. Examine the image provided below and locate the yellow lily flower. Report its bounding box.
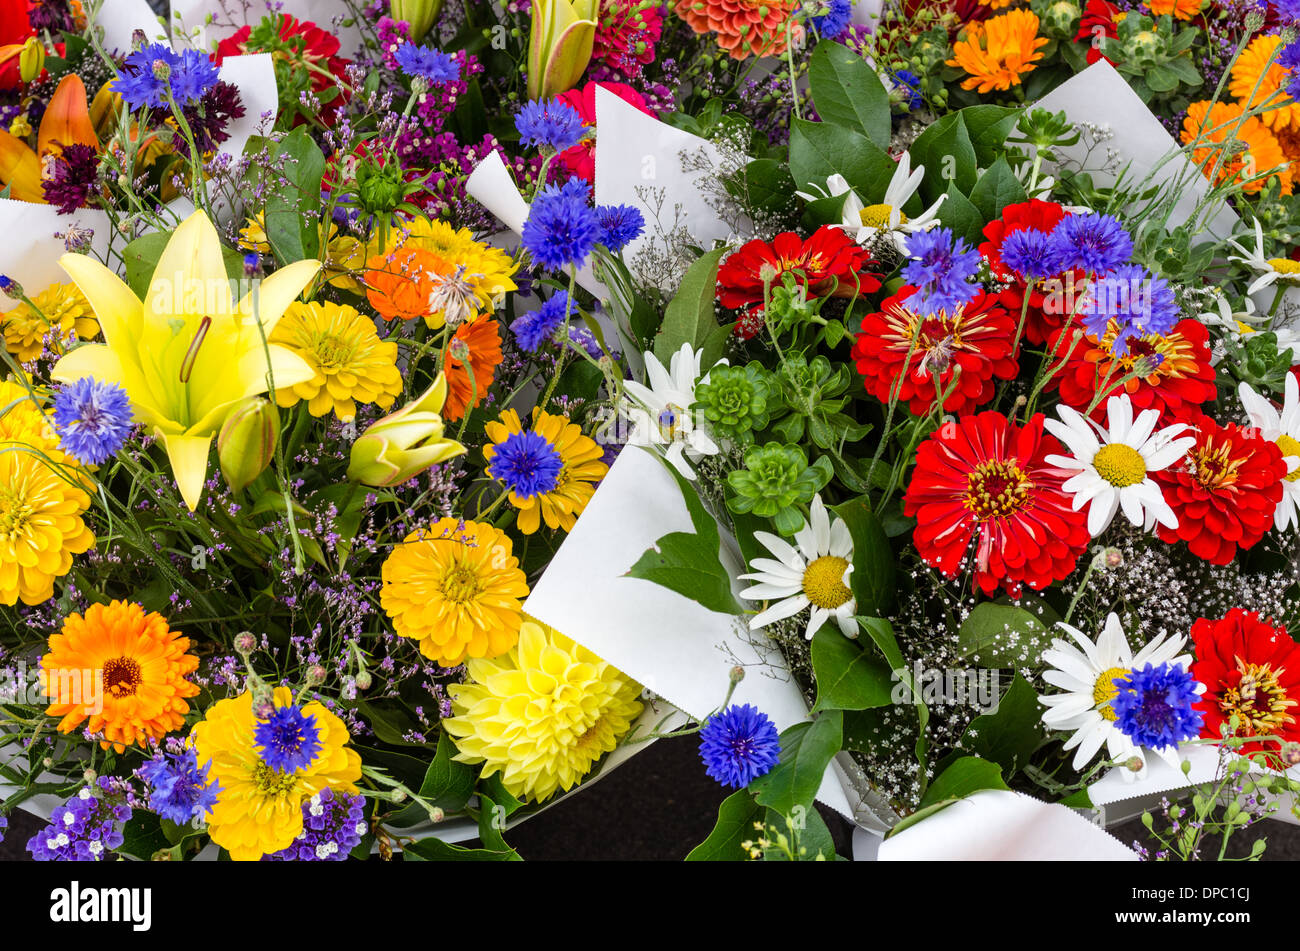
[347,374,466,487]
[0,73,97,203]
[527,0,597,101]
[50,210,321,511]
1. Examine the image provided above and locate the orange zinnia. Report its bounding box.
[443,317,503,423]
[947,9,1048,94]
[1230,34,1300,133]
[1143,0,1204,19]
[364,246,447,324]
[41,600,200,752]
[674,0,802,60]
[1181,100,1292,196]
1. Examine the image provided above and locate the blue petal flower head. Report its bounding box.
[521,178,601,271]
[811,0,853,38]
[254,704,323,773]
[488,430,563,498]
[901,227,981,315]
[515,97,587,152]
[138,748,221,825]
[999,227,1063,280]
[510,291,573,353]
[1084,263,1180,356]
[52,378,134,466]
[1112,662,1204,751]
[393,44,461,83]
[112,44,217,110]
[698,703,782,789]
[1047,212,1132,275]
[595,204,645,253]
[892,69,923,111]
[263,789,367,861]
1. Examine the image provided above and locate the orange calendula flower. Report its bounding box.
[442,318,504,423]
[41,600,200,752]
[1143,0,1205,19]
[1230,33,1300,133]
[946,9,1049,93]
[674,0,802,60]
[1181,100,1293,196]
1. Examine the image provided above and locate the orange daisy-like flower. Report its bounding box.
[443,318,504,423]
[946,9,1048,93]
[1229,33,1300,134]
[1143,0,1205,19]
[673,0,802,60]
[1181,100,1293,196]
[364,246,446,325]
[41,600,200,752]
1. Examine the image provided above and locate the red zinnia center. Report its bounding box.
[1189,439,1244,491]
[1219,658,1296,737]
[964,459,1032,518]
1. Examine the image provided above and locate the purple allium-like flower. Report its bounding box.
[521,178,601,271]
[137,748,221,825]
[393,43,461,83]
[1047,212,1132,275]
[811,0,853,38]
[41,144,100,215]
[595,204,645,252]
[488,430,563,498]
[901,227,981,315]
[999,227,1062,280]
[263,789,367,861]
[515,97,587,152]
[27,778,130,861]
[52,378,133,465]
[1084,263,1180,355]
[1112,662,1204,751]
[510,291,573,353]
[254,705,323,773]
[698,703,782,789]
[182,80,246,152]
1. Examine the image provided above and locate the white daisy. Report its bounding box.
[1227,217,1300,296]
[737,494,856,640]
[793,152,945,253]
[1038,613,1192,781]
[620,343,722,480]
[1240,373,1300,531]
[1044,394,1195,537]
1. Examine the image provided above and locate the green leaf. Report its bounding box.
[1058,787,1093,808]
[956,602,1053,667]
[960,104,1023,166]
[1146,64,1178,93]
[419,731,477,812]
[811,626,894,713]
[788,118,896,200]
[738,158,799,217]
[762,805,839,861]
[262,127,325,266]
[961,672,1044,777]
[686,789,764,860]
[968,156,1028,224]
[475,792,523,860]
[857,615,904,671]
[936,182,985,246]
[116,814,170,860]
[123,231,172,298]
[653,247,730,369]
[626,452,742,615]
[908,112,977,202]
[807,40,891,148]
[918,755,1010,809]
[829,497,895,616]
[402,837,517,861]
[750,711,843,815]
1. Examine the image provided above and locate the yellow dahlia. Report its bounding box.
[269,300,403,421]
[321,226,367,293]
[946,9,1049,94]
[380,516,529,666]
[191,686,362,861]
[41,600,199,752]
[444,619,643,802]
[381,218,519,328]
[1230,33,1300,133]
[0,378,61,451]
[1181,100,1292,196]
[1,282,98,362]
[483,408,608,535]
[237,213,272,254]
[1144,0,1205,19]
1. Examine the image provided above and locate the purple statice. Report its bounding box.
[999,227,1063,280]
[393,43,461,84]
[901,227,981,315]
[137,748,221,825]
[699,704,782,789]
[27,779,131,861]
[1112,663,1204,751]
[40,144,99,215]
[52,378,134,465]
[0,814,7,844]
[1084,263,1180,355]
[488,430,564,498]
[811,0,853,38]
[376,16,414,70]
[254,705,323,772]
[521,178,602,271]
[1047,212,1132,275]
[181,80,245,152]
[595,204,645,252]
[112,43,219,110]
[510,291,573,352]
[515,98,587,152]
[263,789,367,861]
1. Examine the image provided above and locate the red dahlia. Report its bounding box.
[1075,0,1123,64]
[852,286,1018,416]
[1051,318,1217,423]
[1190,608,1300,760]
[903,411,1091,596]
[979,199,1079,346]
[1153,417,1286,564]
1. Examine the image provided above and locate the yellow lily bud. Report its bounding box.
[347,375,467,487]
[527,0,597,101]
[19,37,44,84]
[391,0,444,43]
[217,397,280,494]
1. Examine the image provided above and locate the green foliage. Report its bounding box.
[694,362,779,445]
[725,442,834,535]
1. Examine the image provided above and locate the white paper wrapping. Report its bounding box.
[169,0,367,59]
[0,200,112,293]
[95,0,168,52]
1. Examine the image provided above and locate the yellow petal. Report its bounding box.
[59,252,143,347]
[160,431,213,512]
[191,343,315,429]
[236,258,321,335]
[50,343,167,430]
[0,129,44,202]
[147,210,232,335]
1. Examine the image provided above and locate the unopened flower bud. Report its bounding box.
[217,397,279,494]
[448,338,470,362]
[730,665,746,684]
[252,698,276,720]
[306,664,327,685]
[354,670,373,691]
[392,788,408,803]
[0,275,23,299]
[243,252,261,278]
[83,769,97,783]
[234,631,256,654]
[151,58,171,81]
[430,806,445,823]
[1284,743,1300,766]
[1103,547,1123,568]
[19,37,44,83]
[1126,756,1143,772]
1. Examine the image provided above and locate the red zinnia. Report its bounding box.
[979,198,1079,346]
[903,411,1091,596]
[215,14,351,119]
[555,81,656,183]
[1051,318,1217,424]
[1190,608,1300,760]
[1075,0,1122,64]
[852,286,1018,416]
[1153,417,1286,565]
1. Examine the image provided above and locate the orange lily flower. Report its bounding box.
[0,73,98,204]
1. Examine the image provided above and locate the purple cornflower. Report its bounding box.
[999,227,1063,280]
[52,378,133,465]
[263,789,367,861]
[521,178,601,271]
[515,98,587,152]
[488,430,564,498]
[1084,263,1180,355]
[112,43,219,110]
[510,291,573,353]
[27,779,130,861]
[1047,212,1132,275]
[901,227,981,315]
[137,748,221,825]
[254,705,323,772]
[393,44,461,84]
[1112,663,1204,751]
[698,703,782,789]
[595,204,645,252]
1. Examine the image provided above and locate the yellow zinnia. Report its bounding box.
[380,516,529,666]
[483,408,608,535]
[192,686,362,861]
[1230,33,1300,133]
[269,300,403,421]
[946,9,1049,94]
[443,618,643,802]
[1,282,98,362]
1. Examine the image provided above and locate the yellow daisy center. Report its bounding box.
[312,332,357,372]
[252,760,301,797]
[1220,658,1296,736]
[859,203,906,229]
[102,656,142,698]
[1267,257,1300,275]
[1277,434,1300,482]
[964,459,1032,518]
[440,563,482,603]
[801,555,852,610]
[0,485,33,539]
[1093,443,1147,488]
[1093,665,1130,721]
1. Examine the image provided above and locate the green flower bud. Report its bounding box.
[726,442,825,534]
[217,397,279,494]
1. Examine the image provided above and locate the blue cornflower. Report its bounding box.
[811,0,853,38]
[698,703,782,789]
[137,748,221,825]
[112,44,217,110]
[254,705,323,773]
[1281,39,1300,99]
[1112,662,1204,751]
[170,49,221,105]
[52,378,133,466]
[1085,264,1180,355]
[595,204,645,253]
[999,227,1063,280]
[521,178,602,271]
[487,430,564,498]
[515,98,587,152]
[510,292,573,353]
[570,324,615,360]
[1047,212,1132,275]
[901,227,981,315]
[393,44,461,84]
[1275,0,1300,23]
[891,69,923,111]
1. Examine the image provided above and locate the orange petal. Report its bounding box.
[0,128,44,202]
[0,44,22,71]
[39,74,98,156]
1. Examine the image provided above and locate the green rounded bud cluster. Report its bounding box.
[356,159,406,215]
[726,442,828,534]
[1041,0,1081,38]
[694,362,776,444]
